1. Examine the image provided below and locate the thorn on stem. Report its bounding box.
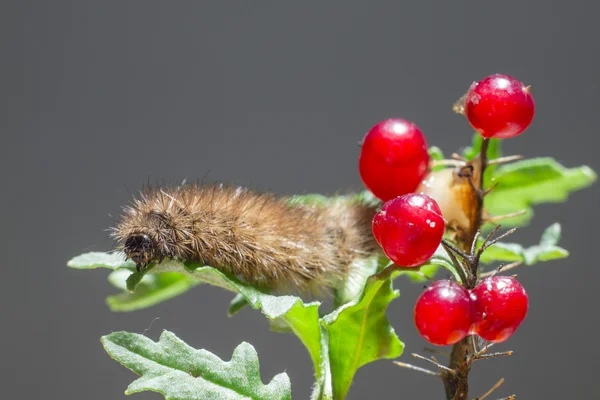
[480,228,518,254]
[473,378,505,400]
[484,210,527,223]
[393,361,440,377]
[487,155,524,165]
[432,159,466,168]
[412,353,457,375]
[452,152,468,162]
[472,351,514,363]
[481,261,523,278]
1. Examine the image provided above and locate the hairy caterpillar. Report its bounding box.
[112,184,381,292]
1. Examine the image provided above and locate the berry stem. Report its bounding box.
[441,138,490,400]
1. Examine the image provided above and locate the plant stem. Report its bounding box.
[441,138,489,400]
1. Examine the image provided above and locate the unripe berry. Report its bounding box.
[465,74,535,139]
[359,118,430,201]
[372,194,444,267]
[416,168,475,233]
[470,276,529,342]
[414,280,473,346]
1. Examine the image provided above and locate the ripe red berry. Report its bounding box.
[359,118,430,201]
[465,74,535,139]
[414,280,473,346]
[372,193,444,267]
[470,276,529,343]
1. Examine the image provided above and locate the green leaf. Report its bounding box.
[334,254,387,307]
[228,294,249,316]
[287,193,331,207]
[540,222,561,246]
[72,252,406,399]
[287,191,381,211]
[462,134,502,162]
[348,190,381,208]
[429,146,445,172]
[102,331,291,400]
[429,146,444,161]
[322,275,403,399]
[393,245,462,283]
[67,251,135,270]
[429,146,446,171]
[480,223,569,266]
[485,158,596,226]
[106,271,200,312]
[462,134,502,186]
[72,252,325,388]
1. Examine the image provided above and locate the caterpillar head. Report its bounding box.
[114,188,197,271]
[123,233,159,270]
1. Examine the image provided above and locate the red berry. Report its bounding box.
[359,118,430,201]
[414,280,473,346]
[372,193,444,267]
[465,74,535,139]
[470,276,529,342]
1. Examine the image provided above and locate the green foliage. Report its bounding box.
[429,146,445,172]
[102,331,291,400]
[479,223,568,266]
[463,134,502,161]
[70,253,402,400]
[485,157,596,226]
[107,270,200,312]
[322,276,403,399]
[333,254,385,307]
[68,251,135,270]
[463,134,502,185]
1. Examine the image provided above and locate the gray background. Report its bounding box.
[1,1,598,399]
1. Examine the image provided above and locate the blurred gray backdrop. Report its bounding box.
[1,1,598,399]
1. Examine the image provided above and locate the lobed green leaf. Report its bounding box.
[102,331,291,400]
[480,223,569,266]
[485,158,596,226]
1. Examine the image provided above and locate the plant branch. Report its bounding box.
[442,138,491,400]
[412,138,520,399]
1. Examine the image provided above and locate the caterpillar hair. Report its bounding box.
[112,183,381,293]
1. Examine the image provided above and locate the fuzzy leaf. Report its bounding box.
[106,271,200,312]
[485,158,596,226]
[67,252,135,270]
[102,331,291,400]
[71,252,406,400]
[70,252,325,385]
[321,275,404,400]
[540,222,561,246]
[480,223,569,266]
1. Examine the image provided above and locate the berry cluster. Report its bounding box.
[414,277,528,345]
[359,73,535,347]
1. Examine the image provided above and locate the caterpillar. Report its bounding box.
[112,184,382,293]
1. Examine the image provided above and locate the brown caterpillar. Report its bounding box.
[112,184,381,293]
